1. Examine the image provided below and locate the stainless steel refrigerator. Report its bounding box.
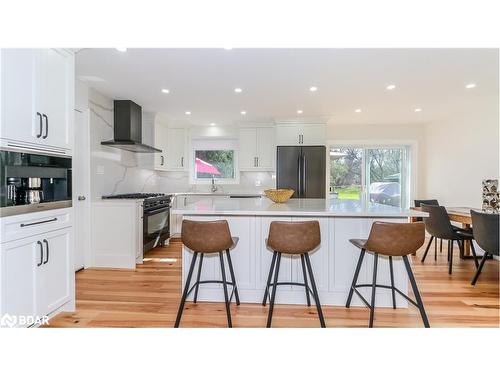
[276,146,326,198]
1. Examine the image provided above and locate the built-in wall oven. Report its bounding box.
[143,195,171,252]
[1,149,72,217]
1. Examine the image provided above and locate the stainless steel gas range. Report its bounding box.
[102,193,172,252]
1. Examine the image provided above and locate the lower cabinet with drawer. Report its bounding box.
[0,211,74,327]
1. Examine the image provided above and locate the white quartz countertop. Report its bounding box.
[171,197,428,218]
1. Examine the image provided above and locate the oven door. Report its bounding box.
[143,206,170,251]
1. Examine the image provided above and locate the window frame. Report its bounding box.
[190,139,240,185]
[327,139,416,209]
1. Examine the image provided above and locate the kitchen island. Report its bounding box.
[171,197,427,307]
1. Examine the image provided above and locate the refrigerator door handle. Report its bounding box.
[302,154,306,197]
[297,155,302,198]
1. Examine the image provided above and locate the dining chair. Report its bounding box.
[420,205,479,274]
[470,210,499,285]
[414,199,441,259]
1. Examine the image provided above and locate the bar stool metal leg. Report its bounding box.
[174,252,199,328]
[440,239,443,253]
[300,254,311,307]
[346,249,366,308]
[219,251,232,327]
[262,251,277,306]
[193,253,204,303]
[266,252,281,328]
[225,249,240,305]
[389,256,396,309]
[369,253,378,328]
[402,256,430,327]
[304,253,326,328]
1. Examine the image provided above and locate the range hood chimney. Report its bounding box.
[101,100,162,153]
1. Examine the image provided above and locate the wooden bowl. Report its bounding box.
[264,189,294,203]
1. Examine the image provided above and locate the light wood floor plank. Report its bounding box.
[47,240,499,328]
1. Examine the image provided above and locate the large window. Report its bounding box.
[330,145,411,208]
[191,139,239,184]
[194,150,235,179]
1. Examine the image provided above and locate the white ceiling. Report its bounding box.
[76,48,498,127]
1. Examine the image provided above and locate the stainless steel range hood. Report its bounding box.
[101,100,162,153]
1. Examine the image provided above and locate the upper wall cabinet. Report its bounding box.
[276,123,326,146]
[153,122,187,171]
[0,49,74,155]
[239,126,275,171]
[154,119,169,171]
[166,128,187,171]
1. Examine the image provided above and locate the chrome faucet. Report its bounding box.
[211,175,218,193]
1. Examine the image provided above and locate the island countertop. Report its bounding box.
[171,197,428,218]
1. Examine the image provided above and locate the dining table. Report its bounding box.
[409,206,478,257]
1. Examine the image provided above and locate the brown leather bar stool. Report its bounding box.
[174,220,240,328]
[345,221,430,328]
[262,221,325,328]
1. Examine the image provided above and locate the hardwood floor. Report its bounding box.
[47,239,499,328]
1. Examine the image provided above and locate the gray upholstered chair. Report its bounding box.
[420,205,479,274]
[470,210,499,285]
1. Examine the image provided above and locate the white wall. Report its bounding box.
[421,98,499,207]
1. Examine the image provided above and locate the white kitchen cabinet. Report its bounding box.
[0,48,74,155]
[166,127,187,171]
[154,119,169,171]
[36,228,72,315]
[0,236,38,327]
[239,126,275,171]
[276,123,326,146]
[0,226,73,327]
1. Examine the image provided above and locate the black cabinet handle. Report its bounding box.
[36,112,43,138]
[42,114,48,139]
[181,157,184,167]
[37,241,43,267]
[160,155,164,166]
[42,239,49,264]
[20,218,57,227]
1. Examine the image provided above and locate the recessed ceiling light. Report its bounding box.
[414,108,422,112]
[210,122,216,126]
[240,111,247,115]
[386,84,396,90]
[224,47,233,50]
[185,111,191,115]
[234,88,242,93]
[309,86,318,92]
[297,110,303,114]
[465,83,477,89]
[161,89,170,94]
[115,47,127,52]
[355,108,362,113]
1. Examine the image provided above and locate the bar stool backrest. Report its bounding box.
[363,221,425,256]
[181,220,233,253]
[420,204,455,240]
[267,221,321,254]
[471,210,500,256]
[414,199,439,222]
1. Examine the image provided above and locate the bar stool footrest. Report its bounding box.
[351,284,420,309]
[264,282,316,304]
[186,280,237,303]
